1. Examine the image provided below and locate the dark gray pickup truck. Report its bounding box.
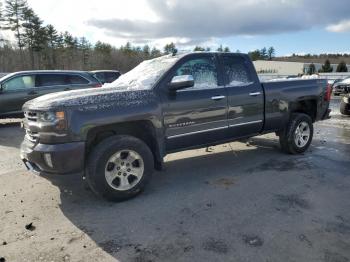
[21,52,332,201]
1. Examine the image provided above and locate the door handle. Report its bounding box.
[211,95,226,101]
[249,92,261,96]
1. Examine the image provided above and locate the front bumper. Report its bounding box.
[20,139,85,175]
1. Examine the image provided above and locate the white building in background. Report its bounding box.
[254,60,305,75]
[253,60,350,75]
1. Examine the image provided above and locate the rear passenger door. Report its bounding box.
[221,54,264,138]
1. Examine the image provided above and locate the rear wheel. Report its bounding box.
[86,135,154,201]
[279,113,313,154]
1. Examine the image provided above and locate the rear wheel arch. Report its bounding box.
[290,99,318,122]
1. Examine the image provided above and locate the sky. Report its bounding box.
[24,0,350,56]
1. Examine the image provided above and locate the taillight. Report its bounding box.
[93,83,102,88]
[325,84,332,101]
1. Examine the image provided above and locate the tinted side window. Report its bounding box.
[105,72,120,82]
[38,74,67,87]
[94,73,105,83]
[174,57,218,89]
[3,75,35,91]
[69,75,89,84]
[223,56,253,86]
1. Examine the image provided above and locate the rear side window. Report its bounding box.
[2,75,35,91]
[37,74,67,87]
[68,75,89,84]
[94,72,105,83]
[222,56,253,86]
[105,72,120,82]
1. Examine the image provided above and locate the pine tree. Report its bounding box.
[4,0,28,50]
[150,47,161,58]
[320,59,333,73]
[164,42,177,55]
[267,47,275,60]
[142,45,150,57]
[46,24,59,48]
[22,7,46,68]
[194,46,205,51]
[79,37,91,69]
[260,47,268,59]
[44,24,59,68]
[223,46,230,52]
[248,50,262,61]
[216,44,223,52]
[336,61,348,72]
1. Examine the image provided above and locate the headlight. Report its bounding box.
[39,112,56,122]
[38,111,67,130]
[344,97,349,104]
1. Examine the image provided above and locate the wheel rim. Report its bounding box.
[104,150,144,191]
[294,121,310,148]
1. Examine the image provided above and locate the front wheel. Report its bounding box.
[279,113,314,154]
[86,135,154,201]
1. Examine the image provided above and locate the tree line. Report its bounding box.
[0,0,180,72]
[307,59,348,74]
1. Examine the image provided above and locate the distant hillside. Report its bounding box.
[274,55,350,64]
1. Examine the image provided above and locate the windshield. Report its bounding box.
[104,55,179,90]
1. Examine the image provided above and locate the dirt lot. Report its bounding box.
[0,98,349,262]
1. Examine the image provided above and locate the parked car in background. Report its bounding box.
[0,71,102,118]
[90,70,121,84]
[332,77,350,96]
[21,52,331,201]
[340,95,350,115]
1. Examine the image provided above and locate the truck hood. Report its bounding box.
[23,86,156,111]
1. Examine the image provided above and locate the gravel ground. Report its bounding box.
[0,98,349,262]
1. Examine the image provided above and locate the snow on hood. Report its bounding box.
[23,85,156,111]
[104,55,179,90]
[24,55,179,111]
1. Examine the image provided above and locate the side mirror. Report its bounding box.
[168,75,194,91]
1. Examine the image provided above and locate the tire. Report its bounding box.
[340,99,350,116]
[279,113,314,154]
[86,135,154,201]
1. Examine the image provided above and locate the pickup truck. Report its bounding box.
[20,52,332,201]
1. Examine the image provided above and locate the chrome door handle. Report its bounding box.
[211,95,226,101]
[249,92,261,96]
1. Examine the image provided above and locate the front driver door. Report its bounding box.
[160,54,229,152]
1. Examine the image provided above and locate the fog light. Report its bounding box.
[44,153,53,168]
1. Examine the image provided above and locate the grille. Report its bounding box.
[25,129,39,143]
[24,111,39,143]
[24,111,38,122]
